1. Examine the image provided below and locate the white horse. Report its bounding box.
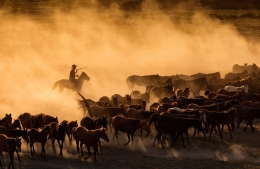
[224,85,249,94]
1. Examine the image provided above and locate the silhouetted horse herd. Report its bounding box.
[1,63,260,168]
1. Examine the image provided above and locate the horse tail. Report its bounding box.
[52,81,59,90]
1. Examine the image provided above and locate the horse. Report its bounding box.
[80,116,108,152]
[173,77,209,97]
[154,78,172,87]
[126,74,171,90]
[41,114,59,125]
[0,134,21,169]
[224,85,249,94]
[11,119,22,129]
[27,125,52,160]
[50,122,68,156]
[52,72,90,92]
[110,115,151,145]
[18,112,44,129]
[0,126,30,144]
[66,120,78,142]
[175,88,190,98]
[0,126,29,162]
[80,116,107,130]
[150,85,174,103]
[72,127,109,162]
[0,114,12,128]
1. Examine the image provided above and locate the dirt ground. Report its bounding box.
[1,120,260,169]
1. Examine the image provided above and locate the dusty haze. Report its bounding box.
[0,0,259,122]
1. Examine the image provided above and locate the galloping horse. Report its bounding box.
[52,72,90,92]
[175,88,190,98]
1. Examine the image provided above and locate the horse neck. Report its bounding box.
[41,128,50,137]
[0,117,8,127]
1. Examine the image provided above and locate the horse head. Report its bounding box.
[99,128,109,142]
[5,113,12,128]
[79,72,90,81]
[184,87,190,96]
[140,120,151,137]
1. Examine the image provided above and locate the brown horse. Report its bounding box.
[173,77,209,97]
[175,88,190,98]
[11,119,22,129]
[0,134,21,169]
[66,120,78,142]
[111,115,151,145]
[0,114,12,128]
[41,114,59,125]
[28,125,52,160]
[52,72,90,92]
[80,116,108,152]
[50,122,68,156]
[18,112,44,129]
[80,116,108,130]
[72,126,109,162]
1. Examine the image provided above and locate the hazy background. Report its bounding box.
[0,0,259,123]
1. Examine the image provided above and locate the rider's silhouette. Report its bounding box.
[69,64,78,88]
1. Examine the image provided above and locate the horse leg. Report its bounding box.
[124,133,130,146]
[15,148,21,161]
[131,133,134,144]
[221,124,225,133]
[227,124,233,139]
[185,131,190,144]
[114,129,120,145]
[84,145,90,160]
[41,143,47,160]
[243,120,250,132]
[209,124,214,139]
[80,142,84,157]
[153,133,159,147]
[181,133,185,148]
[0,151,4,159]
[193,127,197,137]
[98,139,103,153]
[237,118,243,129]
[30,142,34,156]
[75,139,80,157]
[8,160,13,169]
[59,139,64,156]
[217,124,223,141]
[93,145,98,162]
[52,139,56,154]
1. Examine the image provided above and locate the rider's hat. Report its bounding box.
[72,64,77,68]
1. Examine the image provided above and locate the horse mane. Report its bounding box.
[41,125,50,133]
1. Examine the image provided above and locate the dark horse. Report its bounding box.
[173,77,209,97]
[0,114,12,128]
[28,125,52,160]
[126,74,171,90]
[175,88,190,98]
[50,122,68,156]
[52,72,90,92]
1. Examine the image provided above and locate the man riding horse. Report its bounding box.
[69,64,78,89]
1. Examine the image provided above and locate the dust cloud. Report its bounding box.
[0,0,259,123]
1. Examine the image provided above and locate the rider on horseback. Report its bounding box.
[69,64,78,89]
